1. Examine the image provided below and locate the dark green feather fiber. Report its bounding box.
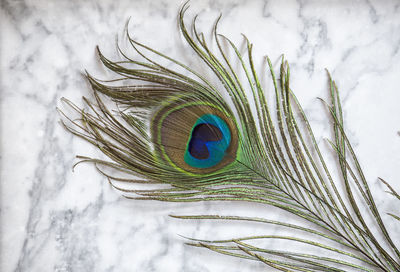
[59,4,400,272]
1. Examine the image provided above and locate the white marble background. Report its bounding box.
[1,0,400,271]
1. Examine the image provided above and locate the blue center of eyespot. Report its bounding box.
[184,114,231,169]
[188,123,222,159]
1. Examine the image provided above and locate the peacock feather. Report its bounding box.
[59,4,400,271]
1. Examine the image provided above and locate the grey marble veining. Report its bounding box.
[1,0,400,271]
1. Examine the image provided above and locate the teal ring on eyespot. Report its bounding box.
[184,114,231,169]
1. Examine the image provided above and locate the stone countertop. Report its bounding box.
[1,0,400,271]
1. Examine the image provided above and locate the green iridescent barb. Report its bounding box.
[59,4,400,272]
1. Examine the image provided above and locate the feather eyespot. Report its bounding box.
[152,103,238,174]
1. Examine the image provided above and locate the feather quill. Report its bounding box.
[59,4,400,271]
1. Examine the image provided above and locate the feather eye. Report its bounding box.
[152,101,239,174]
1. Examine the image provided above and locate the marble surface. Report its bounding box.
[1,0,400,271]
